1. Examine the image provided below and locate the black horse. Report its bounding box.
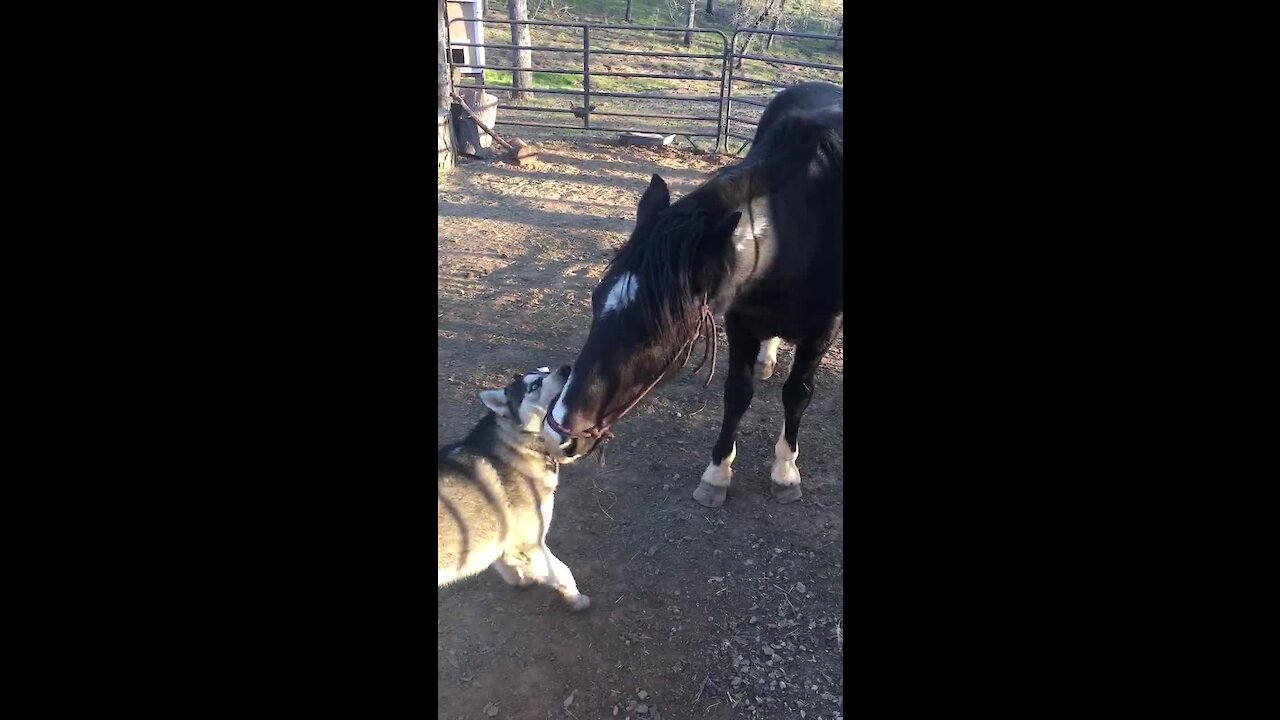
[542,81,843,507]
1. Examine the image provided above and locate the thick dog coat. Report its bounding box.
[438,365,589,611]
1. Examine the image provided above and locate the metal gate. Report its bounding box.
[724,28,844,156]
[444,17,842,154]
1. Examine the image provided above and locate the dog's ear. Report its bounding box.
[479,389,510,417]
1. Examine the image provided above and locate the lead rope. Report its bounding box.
[547,295,718,455]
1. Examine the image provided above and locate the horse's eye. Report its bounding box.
[528,379,542,393]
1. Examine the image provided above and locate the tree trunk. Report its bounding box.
[765,0,788,50]
[683,0,697,47]
[735,0,778,68]
[508,0,534,101]
[438,2,452,112]
[625,0,632,22]
[830,20,843,49]
[438,1,457,171]
[705,0,714,15]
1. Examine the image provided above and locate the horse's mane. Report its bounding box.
[603,203,717,349]
[602,104,842,351]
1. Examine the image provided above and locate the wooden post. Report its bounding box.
[683,0,697,47]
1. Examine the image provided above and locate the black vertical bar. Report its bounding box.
[725,30,738,153]
[582,25,591,130]
[715,32,727,152]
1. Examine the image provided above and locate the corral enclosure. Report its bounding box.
[445,0,843,152]
[439,4,844,719]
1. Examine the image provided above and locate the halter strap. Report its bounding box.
[547,298,717,444]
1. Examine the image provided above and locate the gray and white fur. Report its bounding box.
[438,364,589,611]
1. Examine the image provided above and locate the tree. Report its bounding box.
[438,0,457,171]
[705,0,714,15]
[765,0,789,50]
[830,19,843,49]
[625,0,633,22]
[684,0,697,47]
[733,0,779,68]
[508,0,534,101]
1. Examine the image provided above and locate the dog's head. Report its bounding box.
[479,365,572,433]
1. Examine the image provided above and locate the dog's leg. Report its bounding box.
[492,555,536,587]
[526,544,590,611]
[523,487,589,610]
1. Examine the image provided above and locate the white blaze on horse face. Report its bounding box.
[550,371,575,432]
[771,424,801,486]
[700,443,737,488]
[600,272,639,317]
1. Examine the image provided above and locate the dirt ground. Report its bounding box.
[438,140,844,720]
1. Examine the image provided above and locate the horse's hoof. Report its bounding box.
[771,482,803,504]
[693,481,728,508]
[567,594,591,612]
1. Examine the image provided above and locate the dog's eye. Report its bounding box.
[528,379,542,393]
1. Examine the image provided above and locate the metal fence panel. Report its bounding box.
[447,17,729,150]
[443,19,844,154]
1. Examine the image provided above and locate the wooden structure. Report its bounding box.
[444,0,486,82]
[438,0,458,171]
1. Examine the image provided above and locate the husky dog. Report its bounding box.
[438,364,590,611]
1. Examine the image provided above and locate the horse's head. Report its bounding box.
[542,174,742,463]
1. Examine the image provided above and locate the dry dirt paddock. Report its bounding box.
[437,140,844,720]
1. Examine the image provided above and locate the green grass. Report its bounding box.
[483,68,580,90]
[482,61,685,94]
[479,68,673,97]
[591,75,673,92]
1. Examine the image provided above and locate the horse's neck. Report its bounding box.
[711,193,773,312]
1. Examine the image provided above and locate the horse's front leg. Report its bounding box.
[693,313,760,508]
[771,322,841,504]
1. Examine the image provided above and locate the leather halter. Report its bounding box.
[546,297,717,447]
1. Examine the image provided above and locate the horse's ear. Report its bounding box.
[637,174,670,226]
[709,211,743,243]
